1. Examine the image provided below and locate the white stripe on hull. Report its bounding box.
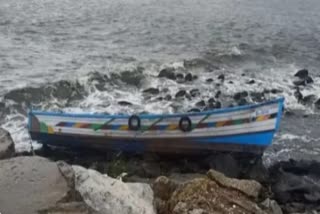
[52,119,276,138]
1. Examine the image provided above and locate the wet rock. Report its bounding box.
[164,94,172,101]
[4,81,86,106]
[186,93,193,101]
[233,91,248,100]
[0,157,70,214]
[189,89,200,97]
[175,90,186,98]
[158,68,176,80]
[206,78,213,83]
[188,108,201,113]
[293,69,314,86]
[271,88,282,94]
[269,159,320,213]
[118,67,145,86]
[302,94,317,105]
[315,98,320,109]
[234,93,242,100]
[306,76,314,84]
[195,100,206,107]
[294,69,309,79]
[205,102,215,111]
[207,98,215,103]
[247,79,256,84]
[215,90,221,99]
[73,165,156,214]
[143,87,160,95]
[238,98,248,106]
[185,73,193,82]
[175,73,184,79]
[215,101,222,109]
[0,128,15,159]
[250,92,265,102]
[217,74,225,81]
[294,88,303,102]
[118,101,133,106]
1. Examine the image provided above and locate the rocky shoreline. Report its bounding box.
[1,127,320,214]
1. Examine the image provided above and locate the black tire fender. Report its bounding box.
[128,115,141,131]
[179,116,192,132]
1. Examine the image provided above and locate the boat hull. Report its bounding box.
[28,98,284,155]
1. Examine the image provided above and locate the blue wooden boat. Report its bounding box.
[28,97,284,154]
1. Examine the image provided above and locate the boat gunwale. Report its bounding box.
[29,97,285,119]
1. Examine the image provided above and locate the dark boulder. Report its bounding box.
[271,88,282,94]
[215,101,222,109]
[302,94,317,105]
[315,98,320,109]
[205,102,216,110]
[206,78,213,83]
[247,79,255,84]
[0,128,15,160]
[264,89,271,94]
[188,108,201,113]
[175,73,184,79]
[250,92,265,102]
[306,76,314,84]
[195,100,206,107]
[269,159,320,213]
[142,88,160,95]
[215,90,221,99]
[228,81,234,84]
[114,67,145,87]
[217,74,225,82]
[192,75,198,80]
[175,90,186,98]
[208,98,215,103]
[189,89,200,97]
[234,93,242,100]
[238,98,248,106]
[158,68,176,80]
[185,73,193,82]
[294,69,309,79]
[234,91,248,100]
[185,93,192,100]
[164,94,172,101]
[118,101,133,106]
